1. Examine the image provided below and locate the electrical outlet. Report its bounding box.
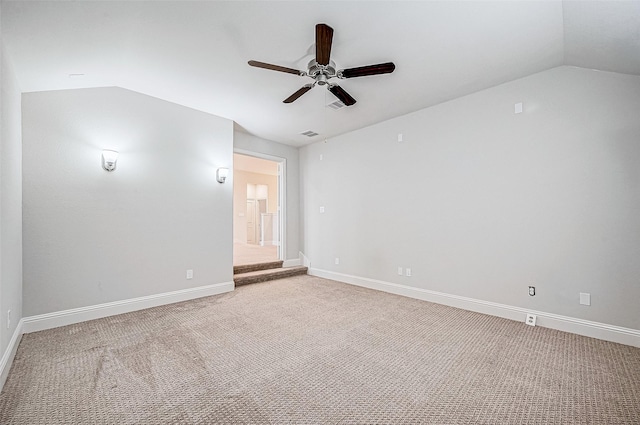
[7,310,11,329]
[186,269,193,279]
[525,313,537,326]
[335,258,340,265]
[319,206,325,214]
[529,286,535,296]
[397,267,403,276]
[405,268,412,277]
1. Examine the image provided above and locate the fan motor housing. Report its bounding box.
[307,59,337,85]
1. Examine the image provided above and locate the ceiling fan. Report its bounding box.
[248,23,396,106]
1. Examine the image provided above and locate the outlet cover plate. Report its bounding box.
[526,313,537,326]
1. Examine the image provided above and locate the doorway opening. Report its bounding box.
[233,151,285,266]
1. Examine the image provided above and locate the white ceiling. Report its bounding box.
[2,1,639,147]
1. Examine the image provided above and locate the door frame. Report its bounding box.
[246,198,256,245]
[234,149,286,261]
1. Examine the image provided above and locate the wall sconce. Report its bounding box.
[216,167,229,183]
[101,150,119,172]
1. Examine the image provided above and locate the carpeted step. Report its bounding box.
[233,260,283,275]
[234,266,308,286]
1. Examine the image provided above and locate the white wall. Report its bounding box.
[22,87,234,317]
[301,66,640,331]
[234,131,300,260]
[0,37,23,370]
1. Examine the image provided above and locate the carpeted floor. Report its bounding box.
[1,275,639,424]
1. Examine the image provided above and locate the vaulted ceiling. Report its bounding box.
[2,1,639,147]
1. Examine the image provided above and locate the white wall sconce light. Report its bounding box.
[216,167,229,183]
[101,150,119,172]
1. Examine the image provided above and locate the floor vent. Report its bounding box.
[300,130,319,137]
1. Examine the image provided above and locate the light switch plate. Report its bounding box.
[580,292,591,306]
[515,102,523,114]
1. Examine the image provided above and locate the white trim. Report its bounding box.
[0,319,24,391]
[22,281,234,334]
[309,268,640,348]
[283,258,301,268]
[233,148,286,166]
[278,160,286,262]
[300,251,311,268]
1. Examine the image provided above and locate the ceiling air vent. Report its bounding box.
[326,100,346,110]
[300,130,319,137]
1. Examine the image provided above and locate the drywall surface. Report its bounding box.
[300,66,640,330]
[234,131,300,260]
[22,87,233,317]
[233,169,278,244]
[0,40,23,356]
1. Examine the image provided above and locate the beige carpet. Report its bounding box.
[1,275,639,424]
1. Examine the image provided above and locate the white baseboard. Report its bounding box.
[0,319,24,391]
[309,268,640,348]
[283,258,301,267]
[22,281,234,334]
[299,251,311,268]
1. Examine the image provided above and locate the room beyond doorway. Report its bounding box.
[233,152,284,266]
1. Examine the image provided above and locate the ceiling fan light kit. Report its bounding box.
[248,23,396,106]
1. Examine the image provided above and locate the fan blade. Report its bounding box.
[283,85,313,103]
[248,60,302,76]
[328,85,356,106]
[340,62,396,79]
[316,23,334,66]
